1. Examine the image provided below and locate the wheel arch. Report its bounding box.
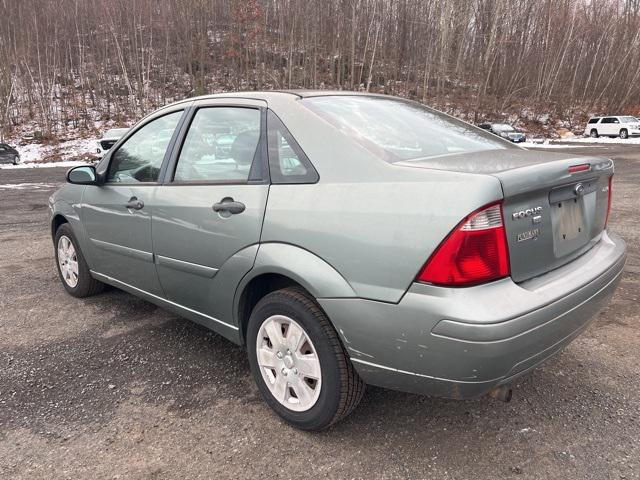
[234,243,356,344]
[51,213,69,240]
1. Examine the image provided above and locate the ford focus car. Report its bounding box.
[49,92,626,430]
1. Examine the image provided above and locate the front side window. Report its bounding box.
[303,96,514,163]
[173,107,261,182]
[107,111,182,183]
[602,117,618,124]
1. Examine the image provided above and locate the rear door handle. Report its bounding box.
[125,196,144,210]
[213,198,245,215]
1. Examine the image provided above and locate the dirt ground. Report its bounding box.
[0,144,638,480]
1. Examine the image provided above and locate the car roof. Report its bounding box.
[182,90,389,104]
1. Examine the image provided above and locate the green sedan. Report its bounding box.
[50,92,626,430]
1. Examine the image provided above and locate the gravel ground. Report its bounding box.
[0,146,639,479]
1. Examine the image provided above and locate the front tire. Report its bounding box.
[247,287,364,430]
[620,129,629,139]
[54,223,104,297]
[590,129,599,138]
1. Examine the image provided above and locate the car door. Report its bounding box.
[600,117,616,135]
[150,100,269,322]
[82,108,185,295]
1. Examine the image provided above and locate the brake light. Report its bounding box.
[568,164,591,174]
[605,176,613,228]
[417,202,510,286]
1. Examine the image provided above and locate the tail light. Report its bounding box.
[417,202,510,287]
[605,175,613,228]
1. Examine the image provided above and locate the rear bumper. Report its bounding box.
[319,231,626,399]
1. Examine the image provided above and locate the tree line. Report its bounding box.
[1,0,640,138]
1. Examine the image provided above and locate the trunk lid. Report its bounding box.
[397,149,614,282]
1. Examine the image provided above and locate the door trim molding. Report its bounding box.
[155,254,219,278]
[90,238,154,263]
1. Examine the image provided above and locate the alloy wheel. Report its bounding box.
[57,235,79,288]
[256,314,322,411]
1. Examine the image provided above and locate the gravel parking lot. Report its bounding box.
[1,144,639,480]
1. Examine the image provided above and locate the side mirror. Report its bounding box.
[67,165,98,185]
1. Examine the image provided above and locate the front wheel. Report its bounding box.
[247,287,364,430]
[620,129,629,139]
[590,129,599,138]
[54,223,104,297]
[12,155,20,165]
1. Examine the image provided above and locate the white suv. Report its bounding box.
[584,116,640,139]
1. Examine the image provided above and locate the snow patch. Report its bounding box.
[0,136,98,169]
[521,142,600,149]
[0,182,60,189]
[556,136,640,145]
[0,160,88,170]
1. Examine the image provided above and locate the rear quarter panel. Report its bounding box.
[263,97,504,302]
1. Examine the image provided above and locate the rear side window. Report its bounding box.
[267,110,318,184]
[173,107,261,183]
[303,96,513,163]
[587,118,600,124]
[107,111,182,183]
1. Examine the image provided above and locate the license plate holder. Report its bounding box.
[553,198,584,242]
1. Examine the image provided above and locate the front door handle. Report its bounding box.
[213,197,246,215]
[125,196,144,210]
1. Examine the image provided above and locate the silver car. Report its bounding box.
[50,92,626,430]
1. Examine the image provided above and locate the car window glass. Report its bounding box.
[174,107,260,182]
[587,118,599,124]
[602,117,616,124]
[107,111,182,183]
[303,96,513,163]
[267,110,318,184]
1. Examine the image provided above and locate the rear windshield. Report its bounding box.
[303,96,513,163]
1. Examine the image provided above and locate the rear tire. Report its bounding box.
[246,287,364,431]
[589,129,599,138]
[620,129,628,139]
[54,223,104,298]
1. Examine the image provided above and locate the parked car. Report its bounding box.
[0,143,20,165]
[477,123,526,142]
[50,92,625,430]
[96,128,129,157]
[584,116,640,139]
